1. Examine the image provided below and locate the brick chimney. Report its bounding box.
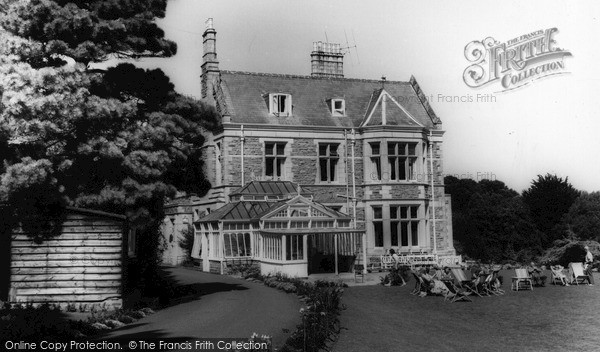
[311,41,344,78]
[201,18,219,104]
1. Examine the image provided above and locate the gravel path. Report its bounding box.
[101,267,301,350]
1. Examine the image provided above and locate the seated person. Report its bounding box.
[528,262,547,287]
[440,266,453,281]
[421,268,451,297]
[551,265,569,286]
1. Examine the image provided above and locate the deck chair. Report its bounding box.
[411,272,427,295]
[490,269,505,295]
[443,280,473,303]
[550,266,568,285]
[568,262,591,285]
[451,268,482,297]
[354,264,364,283]
[511,268,533,291]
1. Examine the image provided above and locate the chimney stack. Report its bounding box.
[201,18,220,103]
[311,41,344,78]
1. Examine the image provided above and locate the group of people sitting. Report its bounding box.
[411,264,504,298]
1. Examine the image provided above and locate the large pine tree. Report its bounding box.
[0,0,219,289]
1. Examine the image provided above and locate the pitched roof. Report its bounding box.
[197,201,277,222]
[217,71,439,128]
[230,180,305,197]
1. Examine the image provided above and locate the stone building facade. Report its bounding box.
[162,18,455,267]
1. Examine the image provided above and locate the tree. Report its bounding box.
[444,176,541,262]
[0,0,219,292]
[522,174,580,247]
[557,192,600,242]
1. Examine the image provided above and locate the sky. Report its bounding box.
[132,0,600,192]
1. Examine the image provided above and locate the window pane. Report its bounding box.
[319,144,328,156]
[411,222,419,245]
[265,143,274,155]
[391,221,399,246]
[266,158,274,176]
[276,143,285,155]
[389,157,397,180]
[329,159,336,180]
[373,158,381,180]
[401,222,409,246]
[319,159,328,181]
[390,206,398,219]
[408,143,416,155]
[370,142,380,155]
[374,222,384,247]
[399,157,407,180]
[388,143,396,156]
[276,159,283,177]
[329,145,338,157]
[278,95,286,112]
[410,206,418,219]
[400,206,408,219]
[373,206,382,219]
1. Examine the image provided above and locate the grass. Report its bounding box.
[332,270,599,352]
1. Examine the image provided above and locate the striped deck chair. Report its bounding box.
[442,280,472,303]
[411,272,427,295]
[569,262,591,285]
[451,268,482,297]
[511,268,533,291]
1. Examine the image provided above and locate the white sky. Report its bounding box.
[134,0,600,192]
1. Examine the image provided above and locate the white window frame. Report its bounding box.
[269,93,292,116]
[331,98,345,116]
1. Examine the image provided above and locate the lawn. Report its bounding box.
[332,270,599,352]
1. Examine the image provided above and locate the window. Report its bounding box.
[331,99,345,116]
[265,142,286,178]
[285,235,304,261]
[370,142,382,180]
[224,233,252,257]
[388,142,418,181]
[269,94,292,116]
[391,205,420,247]
[319,143,339,182]
[373,206,383,247]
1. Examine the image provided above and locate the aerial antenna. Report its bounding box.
[341,29,360,65]
[352,29,360,64]
[324,31,329,44]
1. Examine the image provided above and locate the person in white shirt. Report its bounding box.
[389,249,407,286]
[584,246,595,286]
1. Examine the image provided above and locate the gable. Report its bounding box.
[261,196,349,221]
[361,89,424,127]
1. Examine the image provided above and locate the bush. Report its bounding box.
[252,274,345,352]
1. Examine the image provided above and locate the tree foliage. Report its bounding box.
[0,0,176,67]
[522,174,580,247]
[445,176,541,262]
[0,0,219,288]
[556,192,600,242]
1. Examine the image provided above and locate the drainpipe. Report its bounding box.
[240,125,245,186]
[351,129,366,273]
[429,129,437,255]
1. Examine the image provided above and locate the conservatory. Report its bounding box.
[191,183,365,277]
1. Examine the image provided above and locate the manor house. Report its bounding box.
[162,19,455,275]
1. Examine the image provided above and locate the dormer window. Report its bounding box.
[269,93,292,116]
[331,98,345,116]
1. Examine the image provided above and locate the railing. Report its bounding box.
[369,254,463,271]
